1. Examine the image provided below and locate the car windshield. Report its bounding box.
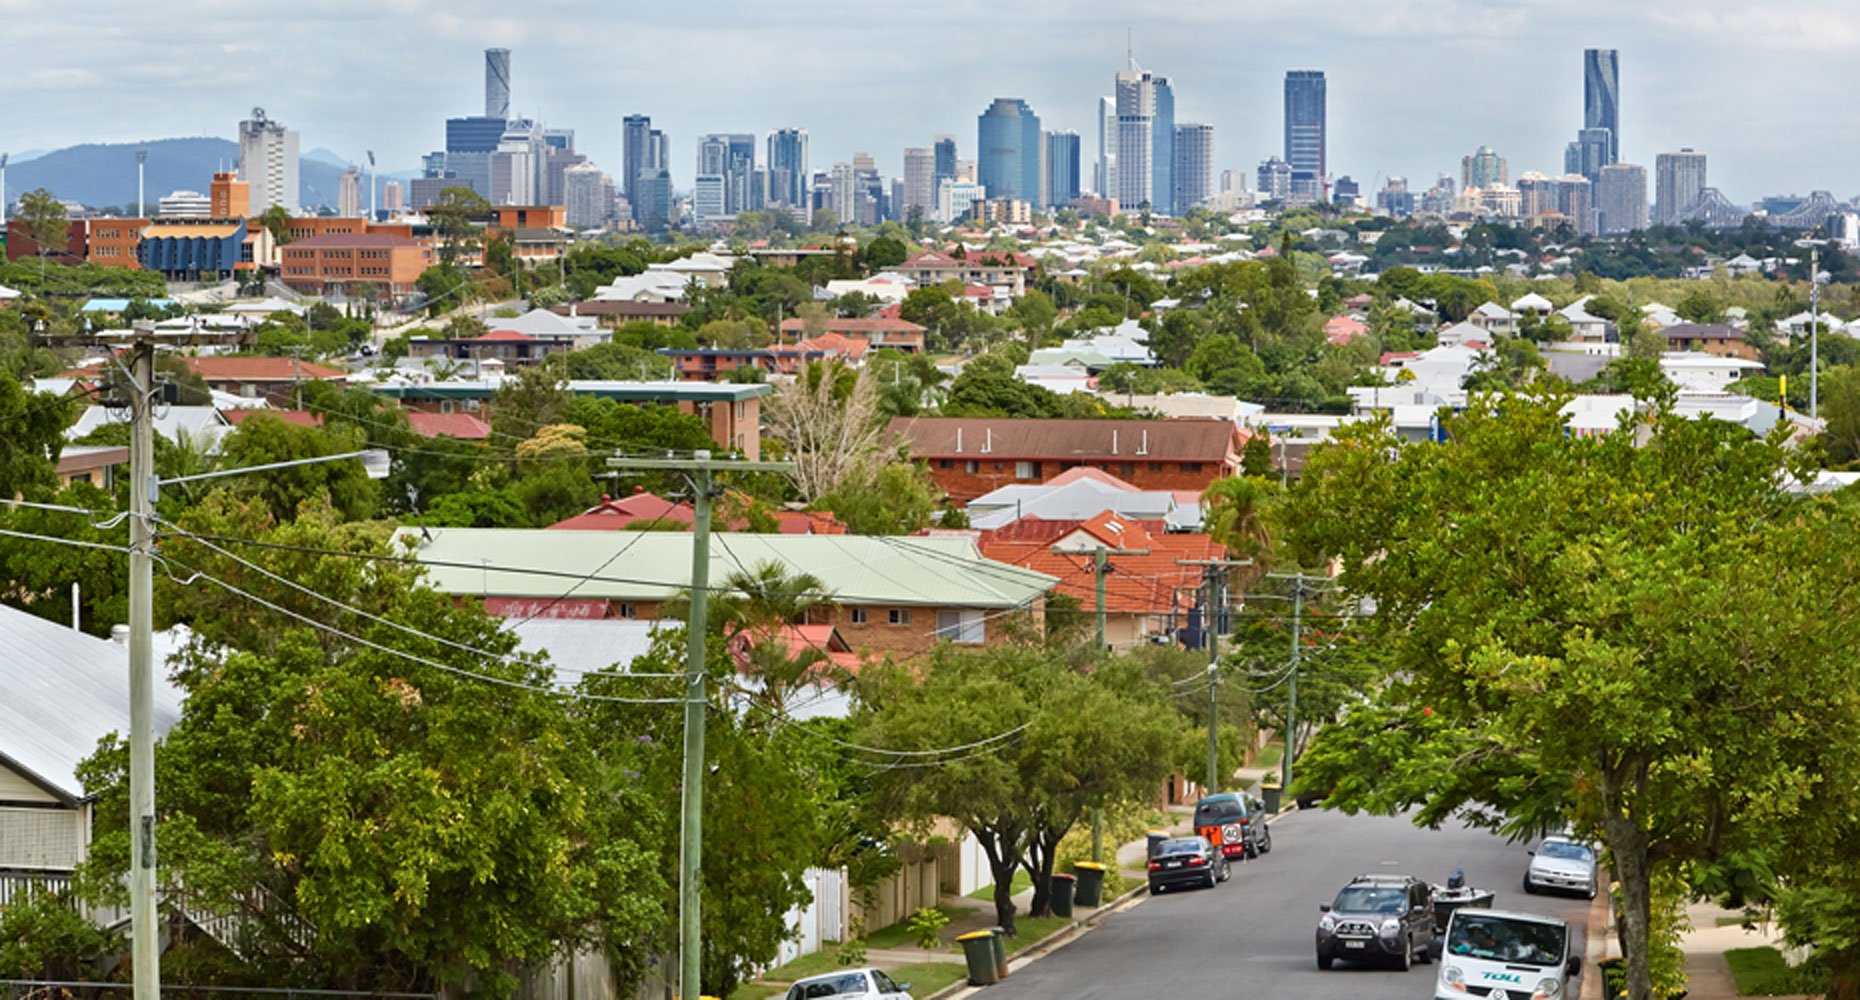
[1540,840,1594,862]
[1448,913,1568,966]
[1195,798,1244,825]
[786,972,868,999]
[1333,886,1405,913]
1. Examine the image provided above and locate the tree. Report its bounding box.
[0,885,120,981]
[816,460,943,535]
[415,263,471,318]
[765,362,885,503]
[858,235,909,272]
[1819,365,1860,467]
[0,376,69,501]
[427,186,492,264]
[255,205,294,246]
[0,481,126,635]
[15,188,69,271]
[216,414,378,523]
[1283,394,1860,1000]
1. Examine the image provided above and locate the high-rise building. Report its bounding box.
[903,147,936,220]
[1557,174,1595,235]
[485,48,511,119]
[635,167,672,232]
[697,133,757,215]
[158,190,211,218]
[491,123,545,205]
[1333,176,1361,208]
[828,161,858,224]
[382,180,404,216]
[622,114,652,202]
[1096,97,1118,199]
[767,128,809,209]
[1377,176,1414,217]
[1595,163,1648,234]
[1655,148,1708,225]
[1045,130,1081,209]
[976,97,1042,204]
[1284,70,1327,204]
[1171,123,1213,213]
[692,174,726,228]
[338,165,362,218]
[1257,157,1293,202]
[1584,49,1620,166]
[1152,75,1174,214]
[564,162,607,230]
[1577,127,1613,184]
[1114,67,1156,212]
[1461,146,1507,191]
[238,108,300,214]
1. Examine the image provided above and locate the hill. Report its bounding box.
[5,137,359,213]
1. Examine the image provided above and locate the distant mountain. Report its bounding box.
[4,138,391,213]
[304,147,351,168]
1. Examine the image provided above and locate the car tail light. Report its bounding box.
[1239,818,1250,825]
[1148,861,1161,871]
[1187,856,1206,866]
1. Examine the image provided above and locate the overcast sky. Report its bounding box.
[4,0,1856,203]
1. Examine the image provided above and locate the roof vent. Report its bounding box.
[111,624,130,646]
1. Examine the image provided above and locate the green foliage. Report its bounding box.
[1462,338,1547,392]
[0,886,120,980]
[15,187,69,257]
[562,341,675,380]
[907,907,952,950]
[858,235,909,272]
[415,263,471,317]
[216,414,378,522]
[0,481,127,634]
[0,258,168,298]
[816,461,943,535]
[1284,394,1860,1000]
[428,186,491,264]
[1819,365,1860,467]
[1721,948,1828,998]
[0,376,69,501]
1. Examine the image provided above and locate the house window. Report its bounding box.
[1120,463,1136,477]
[1015,461,1038,479]
[850,608,868,625]
[1180,462,1203,473]
[1150,462,1166,472]
[939,459,954,470]
[888,608,912,626]
[618,603,637,619]
[70,472,92,485]
[964,460,978,474]
[935,609,985,645]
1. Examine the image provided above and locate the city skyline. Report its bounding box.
[2,1,1855,203]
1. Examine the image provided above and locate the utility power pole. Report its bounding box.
[125,331,160,1000]
[136,149,148,219]
[1178,557,1253,793]
[605,450,793,1000]
[1088,543,1145,863]
[1282,572,1308,795]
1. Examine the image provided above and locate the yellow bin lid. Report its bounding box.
[957,930,995,941]
[1073,861,1108,871]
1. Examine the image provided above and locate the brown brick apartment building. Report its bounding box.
[890,416,1247,504]
[279,232,432,303]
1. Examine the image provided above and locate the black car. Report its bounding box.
[1315,874,1437,971]
[1147,835,1229,893]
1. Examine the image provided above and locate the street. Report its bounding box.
[983,808,1595,1000]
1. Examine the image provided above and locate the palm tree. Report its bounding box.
[704,560,845,720]
[1202,475,1277,589]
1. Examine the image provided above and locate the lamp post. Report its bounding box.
[1796,238,1828,420]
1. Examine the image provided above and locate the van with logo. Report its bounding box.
[1434,907,1581,1000]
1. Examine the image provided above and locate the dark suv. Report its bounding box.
[1316,874,1437,971]
[1193,792,1272,861]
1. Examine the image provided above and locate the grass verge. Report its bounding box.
[1253,743,1285,770]
[727,983,783,1000]
[888,962,967,997]
[1724,946,1828,997]
[759,949,850,983]
[1002,915,1074,954]
[864,903,974,950]
[967,869,1031,901]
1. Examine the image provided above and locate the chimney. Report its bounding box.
[1139,429,1149,455]
[983,428,993,454]
[956,427,963,454]
[110,624,130,646]
[1112,428,1119,455]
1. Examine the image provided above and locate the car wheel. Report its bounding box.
[1317,953,1333,971]
[1260,827,1273,854]
[1148,880,1161,895]
[1522,875,1538,895]
[1416,933,1433,965]
[1395,934,1413,972]
[1217,858,1231,883]
[1202,871,1216,889]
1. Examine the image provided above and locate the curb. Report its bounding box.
[926,885,1151,1000]
[1579,883,1614,1000]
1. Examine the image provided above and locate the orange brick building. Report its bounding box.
[279,232,432,303]
[889,417,1247,504]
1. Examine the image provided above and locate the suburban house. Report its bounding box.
[976,511,1224,649]
[67,405,233,452]
[366,380,770,459]
[550,489,847,535]
[1661,323,1760,361]
[0,605,183,912]
[550,300,692,328]
[406,329,578,365]
[893,250,1036,298]
[888,416,1246,504]
[54,445,128,491]
[777,316,928,353]
[1466,302,1517,334]
[396,529,1055,662]
[64,356,347,407]
[966,466,1205,532]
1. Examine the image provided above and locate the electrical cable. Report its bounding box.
[742,700,1033,759]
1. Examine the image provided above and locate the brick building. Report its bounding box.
[279,232,432,303]
[1661,323,1760,361]
[777,316,927,353]
[406,329,576,365]
[889,416,1246,504]
[893,249,1037,297]
[367,380,770,459]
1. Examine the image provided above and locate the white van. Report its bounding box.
[1434,907,1582,1000]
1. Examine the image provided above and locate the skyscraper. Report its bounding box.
[1114,67,1156,211]
[1461,146,1508,190]
[381,180,404,216]
[1045,130,1081,209]
[976,97,1042,204]
[697,134,757,215]
[237,108,299,214]
[767,128,808,209]
[1096,97,1117,200]
[1171,123,1213,213]
[1152,76,1174,214]
[903,147,936,220]
[1284,70,1327,204]
[1258,157,1292,202]
[1584,49,1620,166]
[1655,149,1708,225]
[564,162,608,230]
[1595,163,1648,234]
[338,165,362,217]
[485,48,511,119]
[1577,127,1614,183]
[622,114,651,202]
[491,123,543,205]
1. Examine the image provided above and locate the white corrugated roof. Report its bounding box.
[0,606,184,802]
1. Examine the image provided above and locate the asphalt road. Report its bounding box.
[984,808,1595,1000]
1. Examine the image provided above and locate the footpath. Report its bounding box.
[1582,894,1812,1000]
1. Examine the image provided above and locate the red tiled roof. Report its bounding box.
[889,417,1243,463]
[406,411,492,440]
[64,356,348,383]
[221,408,322,428]
[476,329,536,342]
[986,515,1170,543]
[901,250,1038,269]
[549,490,846,535]
[1043,466,1141,491]
[730,624,864,673]
[979,529,1224,615]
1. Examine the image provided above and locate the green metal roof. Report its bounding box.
[394,529,1056,608]
[368,380,772,403]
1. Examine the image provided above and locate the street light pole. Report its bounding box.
[126,333,161,1000]
[1811,244,1821,421]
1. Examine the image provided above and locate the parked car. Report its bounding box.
[1435,907,1581,1000]
[1523,835,1599,898]
[1316,873,1437,971]
[783,967,913,1000]
[1147,835,1229,893]
[1193,791,1273,860]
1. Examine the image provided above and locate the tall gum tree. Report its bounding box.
[1283,394,1860,1000]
